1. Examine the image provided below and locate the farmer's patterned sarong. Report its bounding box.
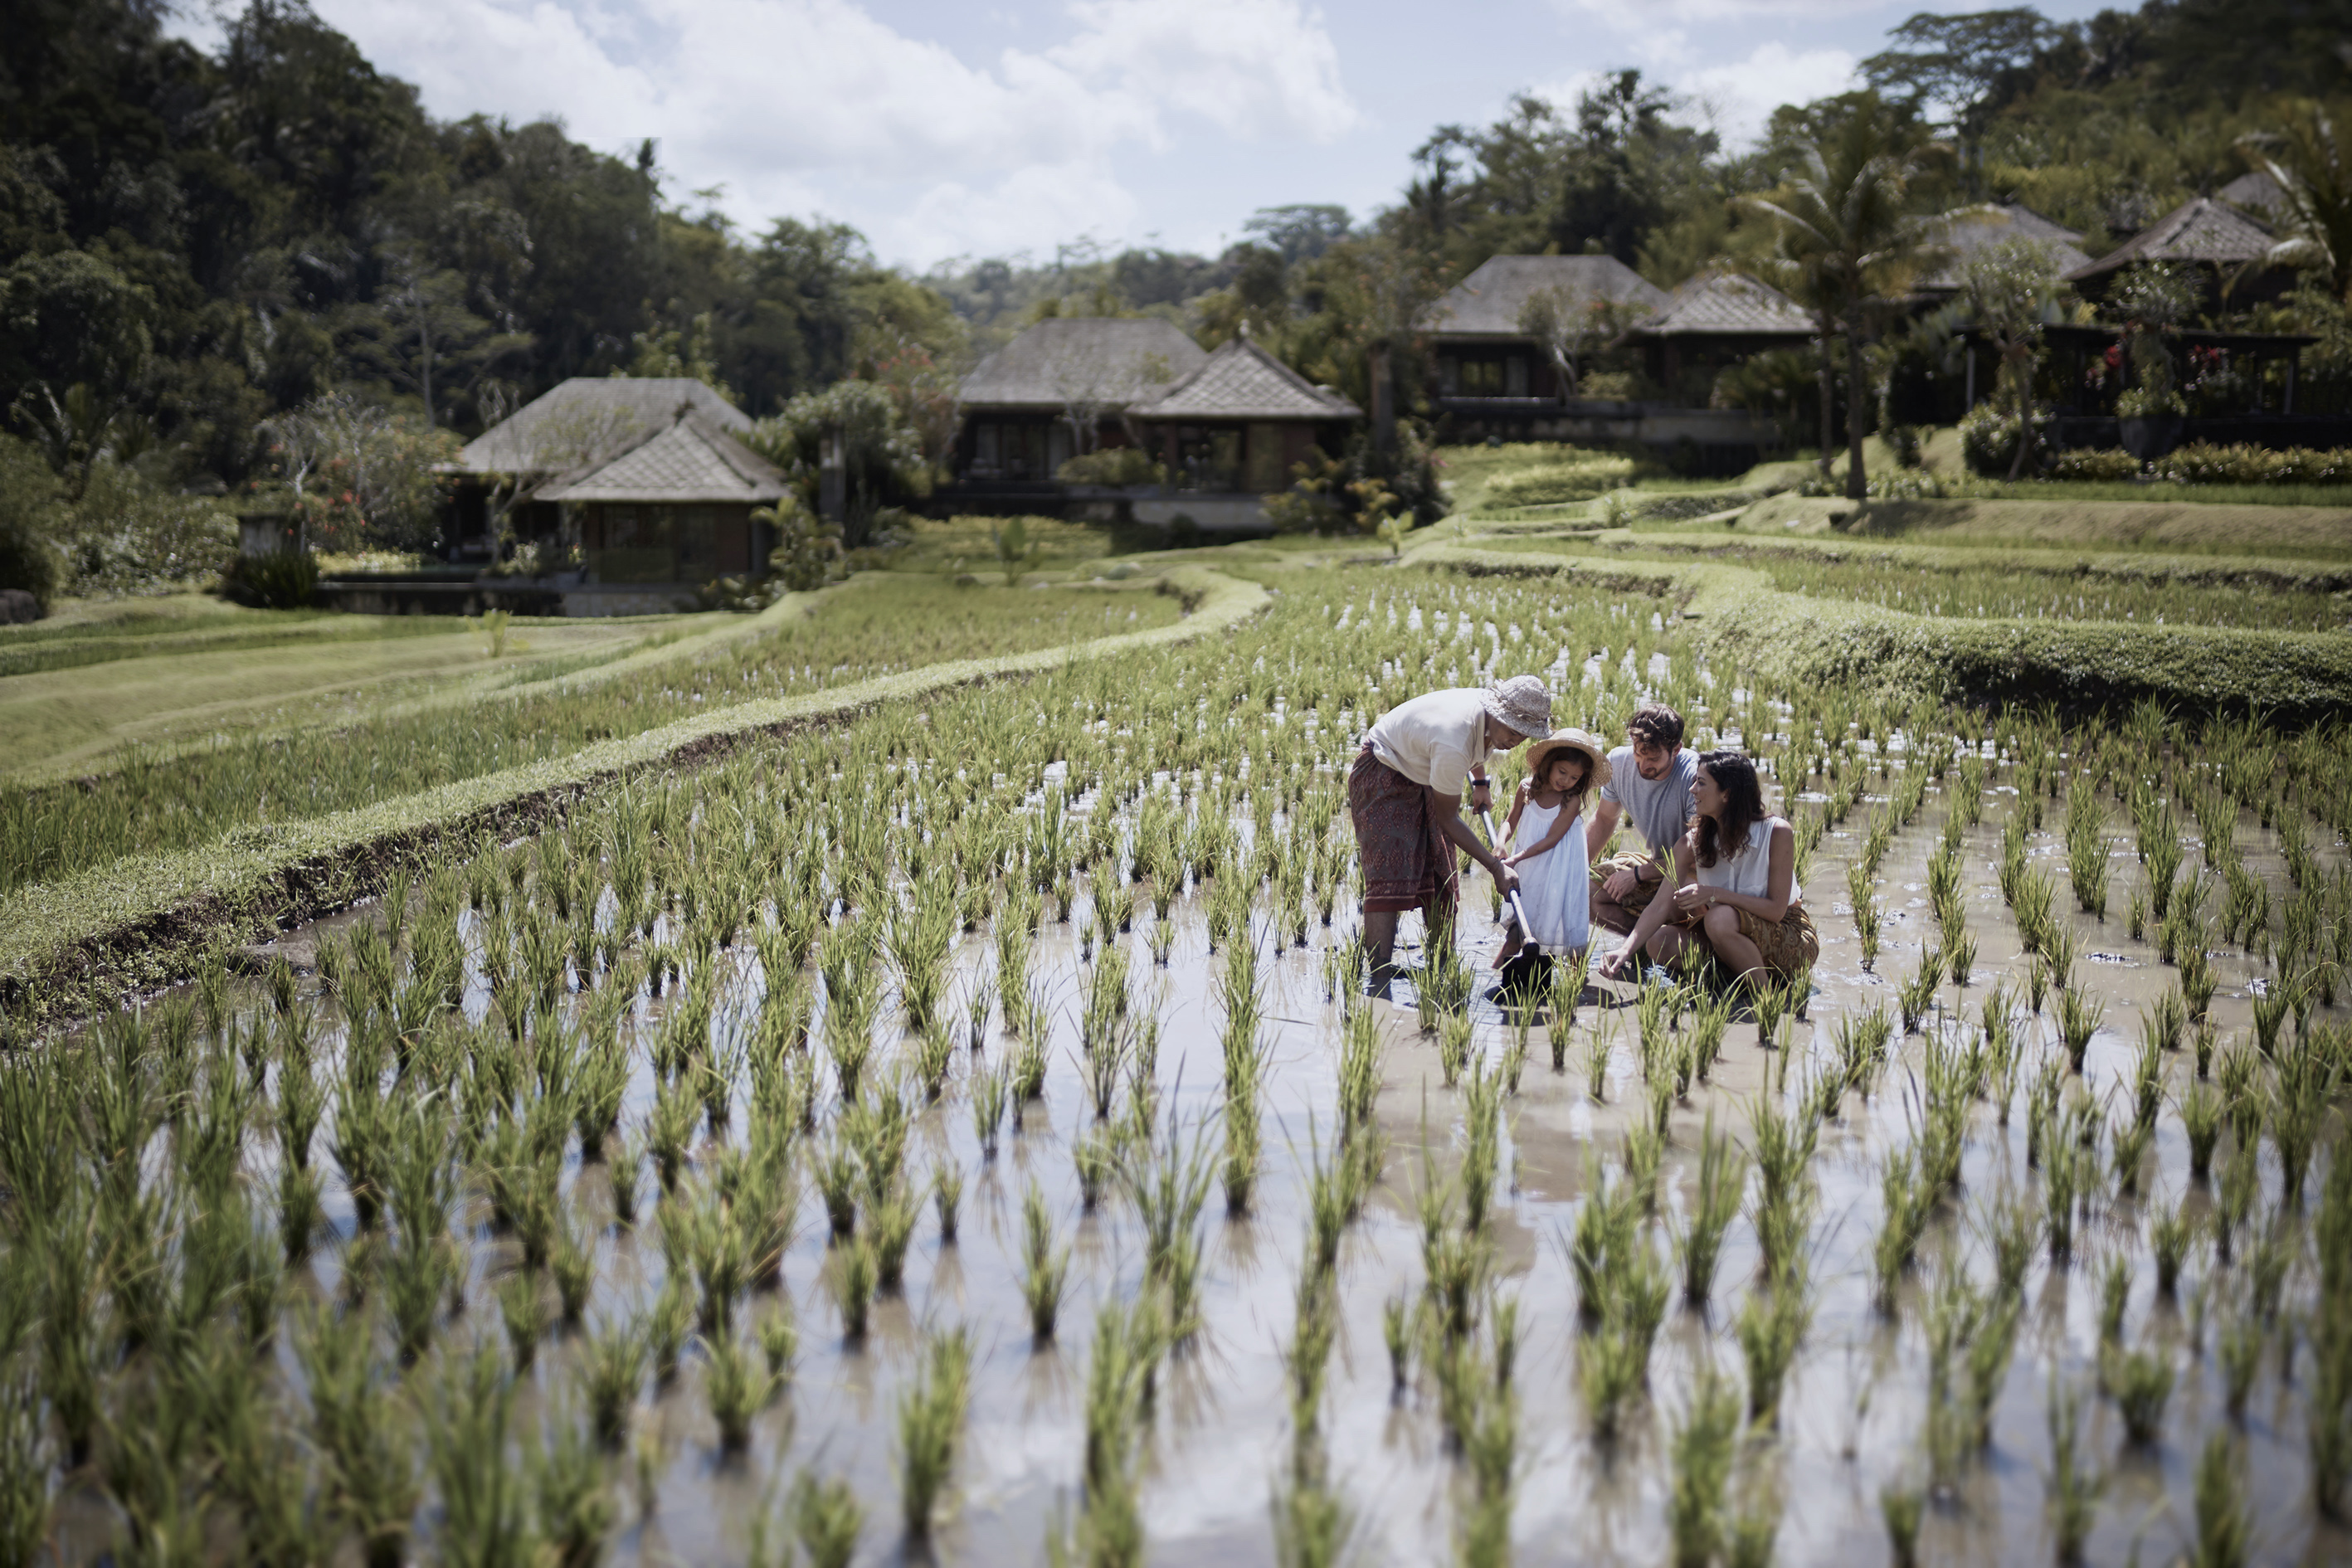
[1350,746,1458,916]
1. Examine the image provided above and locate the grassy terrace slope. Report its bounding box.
[1741,492,2352,556]
[0,611,698,781]
[0,567,1261,1025]
[1411,537,2352,718]
[0,575,1181,892]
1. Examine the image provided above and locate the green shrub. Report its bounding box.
[1056,448,1163,486]
[754,496,840,592]
[2150,443,2352,487]
[222,548,320,609]
[61,463,241,592]
[1958,403,2048,476]
[2047,449,2142,482]
[0,436,66,611]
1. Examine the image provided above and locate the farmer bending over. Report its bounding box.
[1584,702,1697,939]
[1348,675,1552,992]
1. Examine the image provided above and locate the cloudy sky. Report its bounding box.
[172,0,2112,270]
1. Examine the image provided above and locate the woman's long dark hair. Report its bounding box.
[1694,750,1766,868]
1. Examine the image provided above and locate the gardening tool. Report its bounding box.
[1478,806,1553,1004]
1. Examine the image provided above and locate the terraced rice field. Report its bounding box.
[4,556,2350,1566]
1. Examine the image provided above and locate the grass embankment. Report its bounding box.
[1740,490,2352,556]
[1414,541,2352,719]
[1456,533,2352,631]
[0,595,466,678]
[1,614,689,780]
[0,567,1262,1027]
[0,575,1181,893]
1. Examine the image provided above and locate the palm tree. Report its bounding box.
[1743,99,1955,500]
[2238,102,2352,300]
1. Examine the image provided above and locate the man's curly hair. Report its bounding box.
[1626,702,1686,750]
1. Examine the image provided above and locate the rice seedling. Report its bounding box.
[898,1325,974,1538]
[1674,1111,1746,1306]
[2054,986,2104,1074]
[1897,947,1944,1034]
[866,1181,919,1292]
[2182,1429,2252,1568]
[777,1470,864,1568]
[830,1237,877,1345]
[1584,1015,1614,1103]
[1382,1291,1416,1394]
[704,1326,777,1451]
[499,1271,551,1371]
[1436,1008,1473,1088]
[581,1312,647,1450]
[2110,1340,2174,1446]
[1665,1365,1741,1567]
[1020,1181,1071,1343]
[1737,1266,1813,1424]
[2039,1371,2104,1564]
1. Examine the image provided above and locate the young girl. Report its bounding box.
[1494,729,1610,967]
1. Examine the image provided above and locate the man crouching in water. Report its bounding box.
[1346,674,1553,995]
[1584,702,1697,959]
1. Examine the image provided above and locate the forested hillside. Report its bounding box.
[1,0,2345,519]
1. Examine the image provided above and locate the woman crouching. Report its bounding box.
[1598,750,1818,987]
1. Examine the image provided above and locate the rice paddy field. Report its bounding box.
[4,502,2352,1568]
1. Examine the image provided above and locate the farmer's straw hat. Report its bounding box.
[1480,676,1553,739]
[1527,728,1612,791]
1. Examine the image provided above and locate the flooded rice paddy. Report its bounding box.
[9,569,2352,1567]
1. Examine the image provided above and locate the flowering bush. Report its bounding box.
[2045,449,2142,481]
[2149,443,2352,486]
[1959,402,2049,475]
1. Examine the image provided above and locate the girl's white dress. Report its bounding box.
[1512,799,1590,952]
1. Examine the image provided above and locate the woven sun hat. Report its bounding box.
[1480,675,1553,740]
[1526,728,1612,791]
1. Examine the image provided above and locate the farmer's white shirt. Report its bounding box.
[1365,689,1494,797]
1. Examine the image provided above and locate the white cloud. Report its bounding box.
[1559,0,1880,22]
[1681,42,1859,146]
[295,0,1355,265]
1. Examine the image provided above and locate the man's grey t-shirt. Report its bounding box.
[1600,747,1698,864]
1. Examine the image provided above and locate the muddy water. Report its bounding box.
[58,770,2349,1567]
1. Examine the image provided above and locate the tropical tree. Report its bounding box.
[1517,288,1649,400]
[1742,96,1955,499]
[2238,102,2352,300]
[1960,239,2068,478]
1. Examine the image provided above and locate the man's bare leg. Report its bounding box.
[1590,889,1639,937]
[1363,909,1401,994]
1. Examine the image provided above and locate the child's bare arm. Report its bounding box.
[1507,805,1579,866]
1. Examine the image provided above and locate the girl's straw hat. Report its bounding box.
[1526,728,1611,790]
